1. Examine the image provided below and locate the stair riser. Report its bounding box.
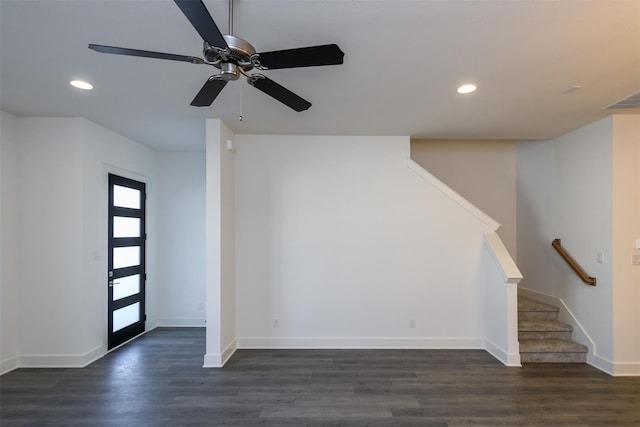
[519,331,573,340]
[520,352,587,363]
[519,311,558,321]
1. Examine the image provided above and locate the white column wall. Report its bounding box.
[204,119,236,367]
[612,115,640,371]
[219,125,236,357]
[0,111,20,373]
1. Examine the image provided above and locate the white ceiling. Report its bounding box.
[1,0,639,151]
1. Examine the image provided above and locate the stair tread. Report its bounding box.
[518,296,559,313]
[519,339,588,353]
[518,320,573,332]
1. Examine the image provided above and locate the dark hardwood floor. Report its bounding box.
[1,328,639,426]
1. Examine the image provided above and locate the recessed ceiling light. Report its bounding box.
[70,80,93,90]
[457,84,477,94]
[563,85,582,94]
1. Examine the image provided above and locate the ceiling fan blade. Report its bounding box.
[174,0,228,49]
[249,76,311,112]
[254,44,344,70]
[191,77,227,107]
[89,44,204,64]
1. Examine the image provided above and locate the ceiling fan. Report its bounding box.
[89,0,344,112]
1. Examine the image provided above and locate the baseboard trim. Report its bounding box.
[203,340,237,368]
[586,355,640,376]
[235,337,484,349]
[485,339,521,367]
[0,355,20,375]
[3,328,158,372]
[222,340,237,365]
[155,318,206,327]
[612,362,640,376]
[146,318,159,331]
[587,352,615,376]
[203,353,221,367]
[19,344,105,369]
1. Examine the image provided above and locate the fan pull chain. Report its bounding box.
[239,82,244,121]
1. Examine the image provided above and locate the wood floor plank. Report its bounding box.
[1,328,639,426]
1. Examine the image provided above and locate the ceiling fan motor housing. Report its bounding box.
[204,35,256,79]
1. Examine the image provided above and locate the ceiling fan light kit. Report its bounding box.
[89,0,344,112]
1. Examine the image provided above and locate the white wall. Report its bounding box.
[517,115,640,374]
[17,118,89,362]
[234,135,494,348]
[79,119,158,356]
[612,115,640,370]
[156,152,206,326]
[0,111,19,373]
[219,125,236,358]
[516,138,559,297]
[411,139,517,258]
[1,113,210,370]
[4,116,158,367]
[204,120,236,367]
[554,118,614,366]
[517,118,614,364]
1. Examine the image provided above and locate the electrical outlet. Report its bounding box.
[409,318,416,329]
[632,254,640,266]
[273,319,280,328]
[596,252,605,264]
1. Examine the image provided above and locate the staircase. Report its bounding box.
[518,296,588,363]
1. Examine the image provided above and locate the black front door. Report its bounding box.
[107,174,146,350]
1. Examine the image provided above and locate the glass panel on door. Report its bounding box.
[113,246,140,269]
[112,274,140,301]
[113,185,141,209]
[113,302,140,332]
[113,216,140,238]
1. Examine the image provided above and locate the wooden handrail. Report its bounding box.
[552,239,596,286]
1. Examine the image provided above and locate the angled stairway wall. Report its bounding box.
[206,126,521,366]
